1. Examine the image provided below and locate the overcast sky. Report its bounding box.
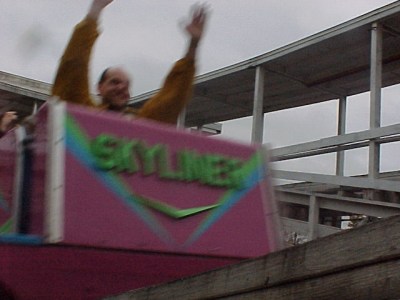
[1,0,399,178]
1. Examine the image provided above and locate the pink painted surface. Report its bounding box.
[0,130,17,234]
[0,103,280,298]
[61,104,280,257]
[0,243,239,300]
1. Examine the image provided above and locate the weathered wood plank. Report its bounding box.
[228,260,400,300]
[105,215,400,300]
[280,217,341,238]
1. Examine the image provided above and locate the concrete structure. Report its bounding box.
[2,2,400,243]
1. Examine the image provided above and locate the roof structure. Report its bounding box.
[2,2,400,127]
[0,71,50,119]
[132,1,400,127]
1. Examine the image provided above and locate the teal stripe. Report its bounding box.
[185,152,265,246]
[0,218,13,234]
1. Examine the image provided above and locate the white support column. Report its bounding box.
[12,127,27,232]
[308,195,319,241]
[177,107,187,129]
[336,96,347,176]
[369,22,383,179]
[251,66,265,143]
[45,99,66,243]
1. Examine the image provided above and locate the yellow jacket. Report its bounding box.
[52,17,195,124]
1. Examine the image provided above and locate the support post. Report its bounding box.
[177,107,187,129]
[45,99,66,243]
[308,195,319,241]
[251,66,265,144]
[369,22,382,179]
[336,96,347,176]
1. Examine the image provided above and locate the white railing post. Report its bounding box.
[177,107,187,129]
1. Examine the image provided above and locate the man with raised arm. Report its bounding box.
[52,0,207,124]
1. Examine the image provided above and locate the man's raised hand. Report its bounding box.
[87,0,114,20]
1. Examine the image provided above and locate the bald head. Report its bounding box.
[97,67,132,110]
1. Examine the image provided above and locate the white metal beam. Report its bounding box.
[369,22,383,179]
[270,123,400,160]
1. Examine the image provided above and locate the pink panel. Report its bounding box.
[61,103,280,258]
[0,243,239,300]
[0,130,17,234]
[0,103,281,299]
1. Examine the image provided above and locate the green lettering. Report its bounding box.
[135,142,164,175]
[90,134,119,170]
[178,150,203,182]
[159,146,182,180]
[222,158,245,189]
[90,134,247,190]
[199,155,217,186]
[114,139,139,173]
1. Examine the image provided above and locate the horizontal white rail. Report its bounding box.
[270,123,400,161]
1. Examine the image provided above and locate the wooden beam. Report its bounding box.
[280,217,341,238]
[106,215,400,300]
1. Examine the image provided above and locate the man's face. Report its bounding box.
[98,68,131,109]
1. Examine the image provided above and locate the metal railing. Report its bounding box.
[269,122,400,243]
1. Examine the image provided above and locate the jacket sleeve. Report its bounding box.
[51,17,99,107]
[136,58,195,124]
